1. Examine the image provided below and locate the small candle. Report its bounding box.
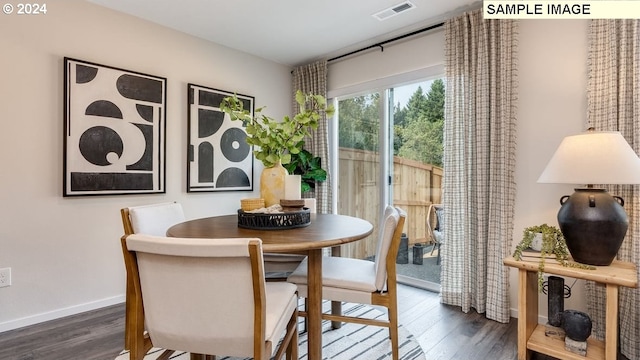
[284,175,301,200]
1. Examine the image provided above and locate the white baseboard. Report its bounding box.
[0,295,125,333]
[510,307,518,319]
[510,307,549,324]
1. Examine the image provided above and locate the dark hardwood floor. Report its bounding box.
[0,303,125,360]
[397,284,519,360]
[0,284,577,360]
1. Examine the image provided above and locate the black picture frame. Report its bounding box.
[63,57,167,196]
[187,84,254,192]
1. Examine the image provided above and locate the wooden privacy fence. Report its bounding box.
[337,148,443,260]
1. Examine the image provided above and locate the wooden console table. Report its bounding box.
[504,256,637,360]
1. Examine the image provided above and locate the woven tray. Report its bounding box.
[237,208,311,230]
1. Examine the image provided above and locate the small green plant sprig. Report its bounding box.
[513,224,594,291]
[220,90,335,168]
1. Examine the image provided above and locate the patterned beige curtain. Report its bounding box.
[291,60,331,214]
[587,19,640,359]
[441,9,518,323]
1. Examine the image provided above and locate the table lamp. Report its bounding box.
[537,128,640,265]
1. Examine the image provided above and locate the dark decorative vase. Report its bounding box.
[561,310,592,341]
[558,188,628,265]
[547,276,564,327]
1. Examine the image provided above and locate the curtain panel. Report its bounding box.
[587,19,640,359]
[292,60,331,214]
[441,9,518,323]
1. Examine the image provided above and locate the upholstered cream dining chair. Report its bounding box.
[120,202,186,352]
[287,206,406,360]
[120,202,185,237]
[122,234,299,360]
[121,202,306,277]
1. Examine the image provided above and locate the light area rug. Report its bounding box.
[116,302,425,360]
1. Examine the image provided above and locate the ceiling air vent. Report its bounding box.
[373,1,416,21]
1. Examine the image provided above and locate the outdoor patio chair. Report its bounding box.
[426,204,444,265]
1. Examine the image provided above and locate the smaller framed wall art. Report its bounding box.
[187,84,254,192]
[64,57,167,196]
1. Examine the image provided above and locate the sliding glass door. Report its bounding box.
[331,77,444,291]
[334,91,384,263]
[390,80,444,291]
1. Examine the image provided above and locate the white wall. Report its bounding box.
[0,1,291,331]
[516,19,589,318]
[327,19,589,319]
[328,28,445,92]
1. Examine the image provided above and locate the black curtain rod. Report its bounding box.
[327,22,444,62]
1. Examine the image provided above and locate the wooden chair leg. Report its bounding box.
[156,350,175,360]
[123,275,133,350]
[331,246,343,329]
[302,299,308,333]
[388,300,400,360]
[331,301,342,329]
[286,310,299,360]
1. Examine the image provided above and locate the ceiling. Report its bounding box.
[88,0,480,67]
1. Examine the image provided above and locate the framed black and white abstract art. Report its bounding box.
[63,58,166,196]
[187,84,254,192]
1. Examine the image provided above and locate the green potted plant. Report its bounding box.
[220,90,334,206]
[283,142,327,194]
[513,224,593,290]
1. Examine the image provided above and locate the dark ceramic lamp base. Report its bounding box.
[557,188,628,266]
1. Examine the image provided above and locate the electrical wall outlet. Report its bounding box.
[0,268,11,288]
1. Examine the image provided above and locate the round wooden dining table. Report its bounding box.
[166,213,373,360]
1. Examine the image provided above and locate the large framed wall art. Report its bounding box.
[187,84,254,192]
[63,58,167,196]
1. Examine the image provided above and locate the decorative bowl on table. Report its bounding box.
[237,207,311,230]
[280,199,306,212]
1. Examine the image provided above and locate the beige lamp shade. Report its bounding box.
[537,131,640,185]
